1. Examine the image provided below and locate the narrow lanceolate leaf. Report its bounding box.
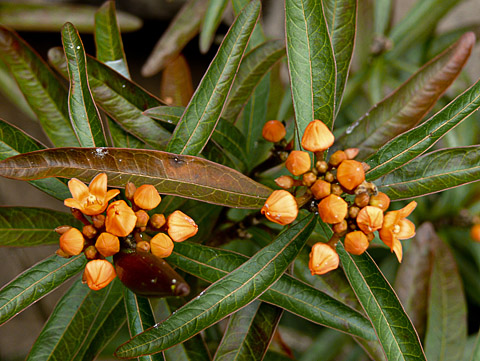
[471,331,480,361]
[107,117,147,149]
[338,32,475,160]
[376,146,480,200]
[425,229,467,361]
[337,243,426,361]
[0,254,86,325]
[0,148,272,209]
[0,207,82,247]
[222,40,285,122]
[167,241,376,341]
[160,55,194,107]
[124,290,165,361]
[142,0,209,77]
[323,0,357,114]
[285,0,336,131]
[27,278,124,361]
[200,0,230,53]
[48,47,171,149]
[167,0,260,156]
[62,22,106,147]
[0,26,78,147]
[115,215,316,358]
[213,301,282,361]
[0,118,70,199]
[95,0,130,79]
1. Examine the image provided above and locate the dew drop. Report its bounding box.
[122,84,126,88]
[76,46,80,50]
[345,121,359,135]
[172,279,177,284]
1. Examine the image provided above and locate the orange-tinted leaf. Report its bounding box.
[160,54,194,107]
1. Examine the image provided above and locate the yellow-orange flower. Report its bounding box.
[318,194,348,224]
[301,119,335,152]
[83,259,116,291]
[95,232,120,257]
[471,224,480,242]
[369,192,390,211]
[105,200,137,237]
[344,231,369,255]
[150,233,174,258]
[59,227,85,256]
[262,120,286,142]
[285,151,311,176]
[379,201,417,262]
[356,206,383,233]
[167,210,198,242]
[310,179,331,199]
[309,242,339,275]
[133,184,161,210]
[336,160,365,191]
[261,190,299,225]
[64,173,120,216]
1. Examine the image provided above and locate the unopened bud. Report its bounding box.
[302,172,317,187]
[344,148,359,159]
[136,240,151,252]
[275,175,295,189]
[318,194,348,224]
[311,179,331,199]
[309,242,339,275]
[55,248,71,258]
[348,206,360,219]
[59,228,85,256]
[262,120,286,143]
[354,193,370,208]
[331,183,343,196]
[83,259,116,291]
[105,200,137,237]
[150,233,174,258]
[332,220,348,234]
[285,151,311,176]
[316,160,328,173]
[369,192,390,211]
[471,224,480,242]
[82,224,97,239]
[135,210,150,228]
[134,184,161,210]
[324,171,335,183]
[261,190,299,225]
[328,150,347,167]
[55,225,72,235]
[167,210,198,242]
[125,182,136,200]
[92,214,105,229]
[344,231,369,255]
[95,232,120,257]
[150,213,166,229]
[301,119,335,152]
[84,245,98,260]
[336,160,365,191]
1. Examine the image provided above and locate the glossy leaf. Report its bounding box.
[48,47,171,149]
[0,118,70,199]
[0,148,273,209]
[471,331,480,361]
[0,254,86,326]
[200,0,230,53]
[0,207,82,247]
[285,0,336,131]
[160,54,194,107]
[142,0,209,77]
[338,32,475,160]
[124,289,165,361]
[222,40,285,122]
[167,0,261,156]
[376,146,480,200]
[62,22,106,148]
[337,243,426,361]
[0,2,142,33]
[107,116,147,149]
[424,227,467,361]
[114,215,316,358]
[213,301,282,361]
[0,26,78,147]
[95,0,130,79]
[26,278,124,361]
[167,241,376,340]
[323,0,357,114]
[373,0,392,36]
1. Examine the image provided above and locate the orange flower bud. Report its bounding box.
[105,200,137,237]
[332,220,348,234]
[150,233,174,258]
[83,259,116,291]
[318,194,348,224]
[125,182,136,200]
[285,151,311,176]
[84,245,98,260]
[59,227,85,256]
[324,171,335,183]
[55,225,72,235]
[348,206,360,219]
[301,119,335,152]
[150,213,166,229]
[262,120,286,142]
[136,240,151,252]
[92,214,105,229]
[56,248,70,258]
[309,242,339,275]
[344,148,359,159]
[275,175,295,189]
[82,224,97,239]
[331,184,343,196]
[336,160,365,191]
[311,179,331,199]
[316,160,328,173]
[471,224,480,242]
[135,210,150,228]
[261,190,299,225]
[369,192,391,211]
[95,232,120,257]
[328,150,347,167]
[167,210,198,242]
[356,206,383,233]
[134,184,161,210]
[354,193,370,208]
[302,172,317,187]
[344,231,369,255]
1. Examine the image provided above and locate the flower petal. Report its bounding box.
[64,198,82,209]
[397,219,416,240]
[68,178,89,200]
[379,227,395,249]
[392,238,403,262]
[105,189,120,202]
[398,201,417,218]
[89,173,108,198]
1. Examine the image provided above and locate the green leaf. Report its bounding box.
[142,0,209,77]
[376,146,480,200]
[323,0,357,114]
[471,331,480,361]
[167,241,376,341]
[373,0,392,36]
[338,32,475,160]
[48,46,171,149]
[0,148,272,209]
[0,118,70,199]
[337,243,426,361]
[107,116,147,149]
[426,25,480,59]
[222,40,285,122]
[199,0,230,53]
[424,227,467,361]
[124,290,165,361]
[0,254,86,325]
[213,301,282,361]
[62,22,107,148]
[167,0,261,156]
[0,26,78,147]
[0,2,142,33]
[0,207,82,247]
[285,0,336,131]
[94,0,130,79]
[27,278,124,361]
[115,214,316,358]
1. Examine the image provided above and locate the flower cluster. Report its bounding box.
[56,173,198,291]
[261,119,417,275]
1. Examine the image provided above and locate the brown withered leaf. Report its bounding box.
[160,54,194,107]
[0,148,272,209]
